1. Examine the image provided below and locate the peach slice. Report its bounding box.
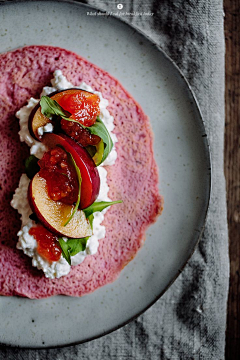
[28,173,92,238]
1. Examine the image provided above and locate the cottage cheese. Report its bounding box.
[11,70,117,279]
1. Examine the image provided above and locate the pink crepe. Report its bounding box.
[0,46,163,298]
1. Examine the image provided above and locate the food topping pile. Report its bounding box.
[11,71,121,278]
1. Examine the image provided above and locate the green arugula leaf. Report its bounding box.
[40,96,78,123]
[83,200,122,219]
[58,237,71,265]
[25,155,40,179]
[85,117,113,165]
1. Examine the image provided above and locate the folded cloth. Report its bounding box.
[0,0,229,359]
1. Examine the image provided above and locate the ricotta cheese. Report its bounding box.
[37,122,54,137]
[12,70,117,279]
[16,98,47,159]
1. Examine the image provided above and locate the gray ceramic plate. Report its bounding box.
[0,0,211,348]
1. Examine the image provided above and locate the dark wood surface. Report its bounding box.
[224,0,240,358]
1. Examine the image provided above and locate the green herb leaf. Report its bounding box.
[67,238,88,256]
[83,200,122,219]
[25,155,40,179]
[92,139,104,166]
[88,213,94,229]
[85,117,113,165]
[40,96,78,122]
[63,151,82,227]
[58,237,88,264]
[58,237,71,265]
[64,215,93,258]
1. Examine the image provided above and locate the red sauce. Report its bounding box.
[29,226,61,262]
[61,119,101,147]
[38,147,78,205]
[57,91,100,127]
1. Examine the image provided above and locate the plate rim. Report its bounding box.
[0,0,212,349]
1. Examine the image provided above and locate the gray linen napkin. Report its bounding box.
[0,0,229,359]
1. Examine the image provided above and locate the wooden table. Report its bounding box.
[224,0,240,358]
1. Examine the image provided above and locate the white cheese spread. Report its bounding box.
[16,98,47,159]
[11,70,117,279]
[37,122,54,137]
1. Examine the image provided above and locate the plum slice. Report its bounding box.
[28,173,92,238]
[38,146,79,205]
[28,102,51,141]
[29,89,100,141]
[42,133,100,209]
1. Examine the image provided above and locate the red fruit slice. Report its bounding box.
[28,102,50,141]
[42,133,100,209]
[28,173,92,238]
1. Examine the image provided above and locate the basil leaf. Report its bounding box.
[58,237,71,265]
[63,151,82,227]
[83,200,122,219]
[67,238,88,256]
[25,155,40,179]
[40,96,78,123]
[85,117,113,165]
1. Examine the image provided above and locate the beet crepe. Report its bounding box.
[0,45,163,298]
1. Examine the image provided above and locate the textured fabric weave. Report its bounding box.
[0,0,228,359]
